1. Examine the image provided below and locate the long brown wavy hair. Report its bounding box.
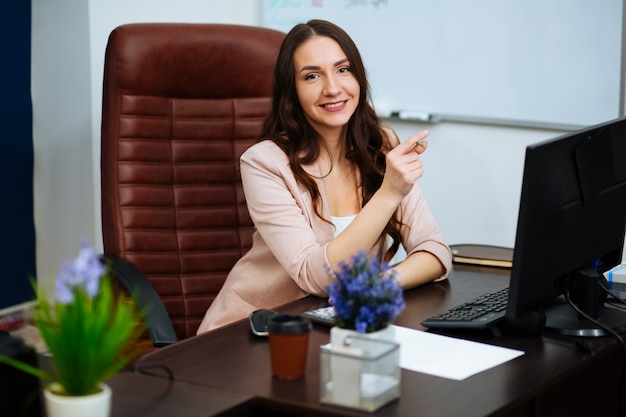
[260,19,403,261]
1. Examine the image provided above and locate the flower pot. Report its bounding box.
[44,382,112,417]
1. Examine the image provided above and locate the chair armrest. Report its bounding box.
[101,254,177,347]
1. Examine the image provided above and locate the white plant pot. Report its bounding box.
[44,382,112,417]
[330,325,396,347]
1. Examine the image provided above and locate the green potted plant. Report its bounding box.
[0,240,144,417]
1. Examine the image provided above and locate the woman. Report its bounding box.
[197,20,451,334]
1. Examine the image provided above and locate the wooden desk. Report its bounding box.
[108,372,254,417]
[136,265,625,417]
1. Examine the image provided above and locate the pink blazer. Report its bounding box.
[197,140,452,333]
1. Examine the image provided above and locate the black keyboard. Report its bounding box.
[421,287,509,331]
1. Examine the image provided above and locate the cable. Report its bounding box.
[133,362,174,381]
[607,298,626,310]
[600,283,626,310]
[565,290,626,417]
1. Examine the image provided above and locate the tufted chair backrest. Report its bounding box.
[101,23,284,339]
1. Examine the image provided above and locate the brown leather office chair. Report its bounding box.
[100,23,285,346]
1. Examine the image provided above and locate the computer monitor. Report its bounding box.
[504,116,626,337]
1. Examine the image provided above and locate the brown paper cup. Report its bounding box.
[267,314,312,379]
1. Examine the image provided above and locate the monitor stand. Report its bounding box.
[544,300,626,337]
[544,267,626,337]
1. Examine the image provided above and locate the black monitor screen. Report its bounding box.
[505,116,626,336]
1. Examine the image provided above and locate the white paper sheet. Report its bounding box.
[393,325,524,381]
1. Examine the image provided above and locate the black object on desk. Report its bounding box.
[249,309,278,337]
[0,331,41,417]
[421,287,508,335]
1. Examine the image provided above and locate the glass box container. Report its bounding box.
[320,334,400,412]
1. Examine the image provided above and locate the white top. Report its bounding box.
[330,215,407,266]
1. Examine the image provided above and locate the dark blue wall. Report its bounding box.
[0,2,36,309]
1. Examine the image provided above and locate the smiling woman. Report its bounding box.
[294,36,361,218]
[197,20,452,334]
[293,36,360,139]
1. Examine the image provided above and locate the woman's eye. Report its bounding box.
[304,73,319,81]
[339,66,351,73]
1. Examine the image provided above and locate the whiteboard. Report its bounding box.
[262,0,623,129]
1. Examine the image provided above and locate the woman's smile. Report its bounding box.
[320,100,348,111]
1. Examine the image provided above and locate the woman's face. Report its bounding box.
[292,36,360,138]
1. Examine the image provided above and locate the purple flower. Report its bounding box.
[55,240,105,304]
[327,250,405,333]
[55,279,74,304]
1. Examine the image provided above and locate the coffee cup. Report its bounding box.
[267,314,312,379]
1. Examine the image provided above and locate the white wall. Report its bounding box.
[30,0,584,290]
[389,120,563,248]
[31,0,94,289]
[86,0,263,265]
[32,0,262,286]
